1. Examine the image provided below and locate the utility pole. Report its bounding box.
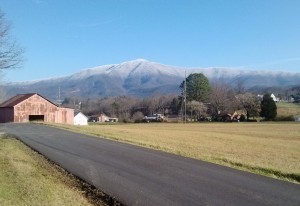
[57,86,62,107]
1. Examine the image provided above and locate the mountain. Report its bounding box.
[2,59,300,100]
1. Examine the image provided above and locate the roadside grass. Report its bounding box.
[0,134,106,206]
[52,122,300,183]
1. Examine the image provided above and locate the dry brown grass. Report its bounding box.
[0,135,106,206]
[56,122,300,182]
[277,102,300,118]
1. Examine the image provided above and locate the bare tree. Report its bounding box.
[132,111,144,122]
[0,10,23,101]
[209,81,239,119]
[114,96,138,121]
[69,94,177,121]
[236,93,260,120]
[186,101,207,121]
[0,10,23,70]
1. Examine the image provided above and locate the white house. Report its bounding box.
[271,93,279,102]
[74,111,88,125]
[258,94,280,102]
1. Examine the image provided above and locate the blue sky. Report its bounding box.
[1,0,300,82]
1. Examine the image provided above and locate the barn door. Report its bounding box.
[29,115,45,122]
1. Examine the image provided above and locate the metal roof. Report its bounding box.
[0,93,57,108]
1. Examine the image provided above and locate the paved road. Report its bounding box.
[1,123,299,206]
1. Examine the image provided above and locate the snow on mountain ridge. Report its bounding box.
[5,59,299,85]
[69,59,186,80]
[78,59,299,79]
[3,59,300,100]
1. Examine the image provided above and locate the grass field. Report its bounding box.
[276,102,300,119]
[0,134,105,206]
[55,122,300,183]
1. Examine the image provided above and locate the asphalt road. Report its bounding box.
[1,123,299,206]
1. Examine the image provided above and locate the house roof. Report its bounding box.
[74,111,81,116]
[74,111,88,119]
[0,93,57,108]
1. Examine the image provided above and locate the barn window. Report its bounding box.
[29,115,45,122]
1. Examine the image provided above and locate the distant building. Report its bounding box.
[0,93,74,124]
[271,93,279,102]
[74,111,88,125]
[258,94,279,102]
[107,117,118,122]
[257,94,264,100]
[88,116,99,122]
[88,113,118,123]
[98,113,110,122]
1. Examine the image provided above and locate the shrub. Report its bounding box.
[132,111,144,123]
[275,116,295,121]
[239,114,246,122]
[260,94,277,121]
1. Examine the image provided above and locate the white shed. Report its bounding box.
[271,93,279,102]
[74,111,88,125]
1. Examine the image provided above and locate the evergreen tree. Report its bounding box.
[180,73,211,102]
[260,94,277,120]
[170,97,180,115]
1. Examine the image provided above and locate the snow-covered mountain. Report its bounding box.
[3,59,300,100]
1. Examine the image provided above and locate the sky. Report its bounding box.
[1,0,300,82]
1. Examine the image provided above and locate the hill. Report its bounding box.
[2,59,300,101]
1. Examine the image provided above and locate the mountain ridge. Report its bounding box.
[2,59,300,100]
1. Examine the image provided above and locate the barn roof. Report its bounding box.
[0,93,57,108]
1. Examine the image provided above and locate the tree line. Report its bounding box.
[61,73,278,122]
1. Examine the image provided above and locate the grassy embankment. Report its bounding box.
[0,134,106,206]
[55,122,300,183]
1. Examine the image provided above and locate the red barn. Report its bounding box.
[0,93,74,124]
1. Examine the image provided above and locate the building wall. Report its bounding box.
[98,114,109,122]
[74,113,88,125]
[0,108,14,123]
[56,107,74,124]
[11,94,73,124]
[13,94,56,123]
